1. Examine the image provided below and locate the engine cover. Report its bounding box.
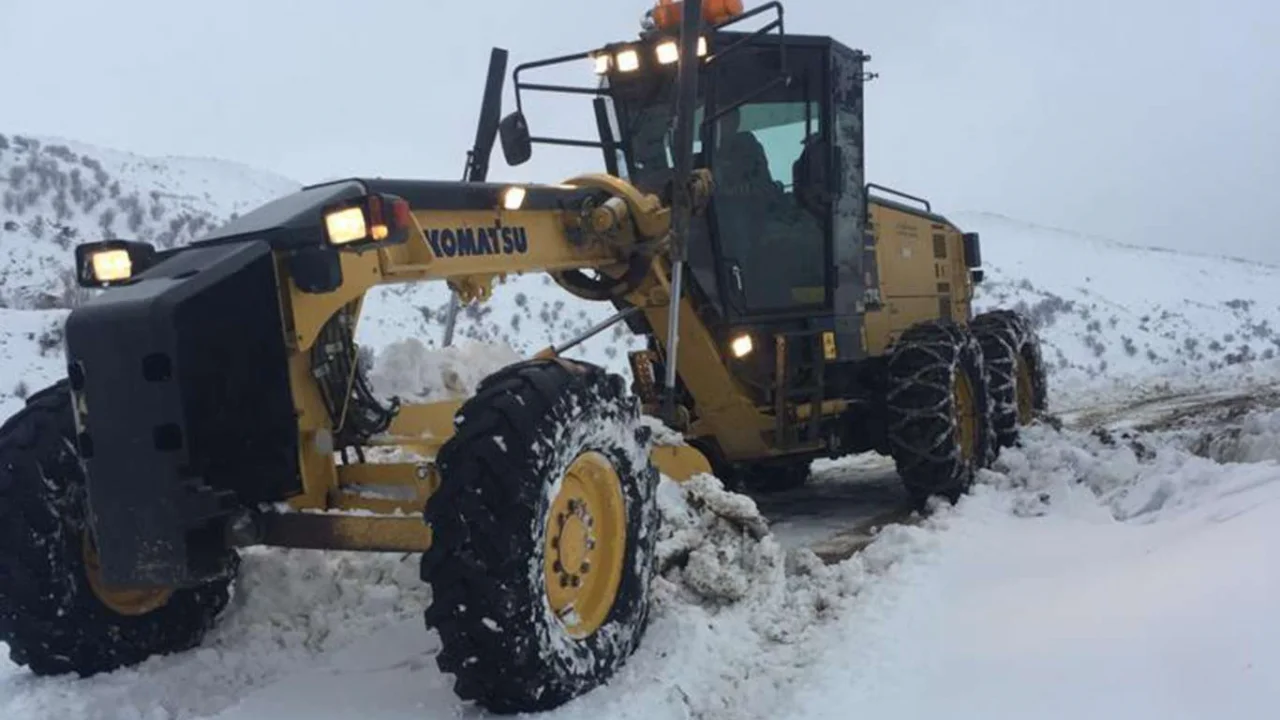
[65,239,300,587]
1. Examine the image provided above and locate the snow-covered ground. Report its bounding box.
[3,135,1279,719]
[4,354,1277,719]
[787,419,1280,720]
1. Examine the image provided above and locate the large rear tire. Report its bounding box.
[0,382,237,677]
[971,309,1049,447]
[421,359,659,714]
[884,320,997,506]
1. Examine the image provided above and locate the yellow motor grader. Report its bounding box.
[0,0,1047,713]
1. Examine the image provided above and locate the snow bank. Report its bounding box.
[1181,407,1280,465]
[988,408,1280,528]
[788,415,1280,720]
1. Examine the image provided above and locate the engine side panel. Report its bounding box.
[862,199,975,354]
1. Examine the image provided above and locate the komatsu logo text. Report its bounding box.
[425,225,529,258]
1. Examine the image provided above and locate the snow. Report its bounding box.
[0,132,298,308]
[0,308,68,414]
[790,422,1280,720]
[366,338,522,403]
[3,134,1280,719]
[6,394,1278,719]
[965,211,1280,391]
[0,549,430,720]
[9,133,1280,417]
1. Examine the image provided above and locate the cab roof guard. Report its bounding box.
[500,1,790,167]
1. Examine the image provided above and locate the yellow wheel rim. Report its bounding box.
[543,451,627,639]
[952,370,978,463]
[82,534,174,616]
[1015,355,1035,424]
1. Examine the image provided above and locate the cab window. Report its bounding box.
[711,98,825,312]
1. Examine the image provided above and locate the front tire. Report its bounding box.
[421,359,659,714]
[884,321,997,506]
[0,382,237,677]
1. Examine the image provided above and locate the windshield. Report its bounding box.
[606,41,829,316]
[604,76,702,193]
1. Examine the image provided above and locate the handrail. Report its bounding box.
[865,183,931,212]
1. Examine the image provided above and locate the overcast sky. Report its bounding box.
[2,0,1277,263]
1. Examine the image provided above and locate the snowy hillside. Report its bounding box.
[0,132,299,309]
[6,135,1280,418]
[965,211,1280,391]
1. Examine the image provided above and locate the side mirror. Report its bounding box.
[499,111,533,166]
[962,232,982,268]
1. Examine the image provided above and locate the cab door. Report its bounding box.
[704,41,833,325]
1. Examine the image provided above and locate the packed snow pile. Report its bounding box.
[999,407,1280,528]
[655,474,775,604]
[367,338,523,403]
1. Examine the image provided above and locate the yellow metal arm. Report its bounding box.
[285,173,677,352]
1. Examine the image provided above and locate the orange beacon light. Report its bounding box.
[649,0,744,31]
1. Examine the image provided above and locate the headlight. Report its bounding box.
[91,249,132,283]
[322,194,413,249]
[655,37,709,65]
[656,41,679,65]
[73,240,157,287]
[615,48,640,72]
[730,333,753,358]
[501,185,527,211]
[324,207,368,245]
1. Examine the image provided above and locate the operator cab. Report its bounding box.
[497,4,878,407]
[606,31,843,321]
